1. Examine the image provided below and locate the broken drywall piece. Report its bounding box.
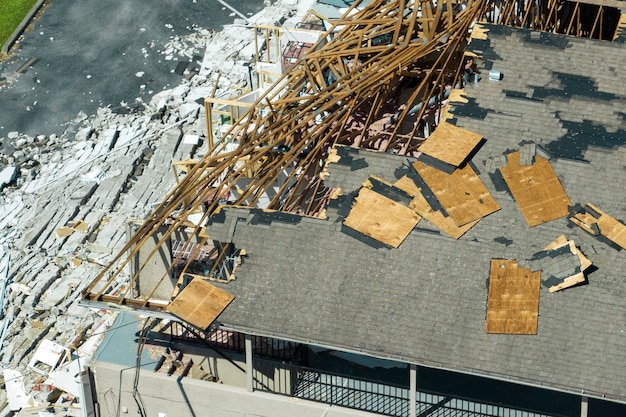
[27,339,70,375]
[0,166,18,189]
[3,369,34,410]
[46,356,87,397]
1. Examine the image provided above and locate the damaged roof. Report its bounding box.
[208,25,626,402]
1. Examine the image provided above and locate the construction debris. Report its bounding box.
[568,203,626,250]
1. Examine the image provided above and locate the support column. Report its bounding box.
[580,395,589,417]
[409,364,417,417]
[245,334,253,392]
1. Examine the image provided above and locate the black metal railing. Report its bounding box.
[253,361,558,417]
[157,323,307,363]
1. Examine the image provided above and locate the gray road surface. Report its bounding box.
[0,0,265,137]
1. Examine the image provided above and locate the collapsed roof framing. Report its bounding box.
[82,0,487,314]
[479,0,626,40]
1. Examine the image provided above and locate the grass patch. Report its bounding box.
[0,0,39,49]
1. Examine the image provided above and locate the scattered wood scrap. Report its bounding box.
[498,151,571,226]
[418,121,484,169]
[166,277,234,330]
[343,186,420,248]
[568,203,626,250]
[394,175,477,239]
[413,161,500,227]
[55,220,89,238]
[541,235,591,293]
[486,259,540,335]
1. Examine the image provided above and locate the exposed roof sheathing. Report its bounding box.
[418,122,484,168]
[166,278,235,330]
[486,259,541,335]
[499,151,571,227]
[343,187,420,248]
[413,161,500,227]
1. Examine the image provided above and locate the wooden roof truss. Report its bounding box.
[479,0,624,40]
[82,0,487,314]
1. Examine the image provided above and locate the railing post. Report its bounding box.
[580,396,589,417]
[409,364,417,417]
[245,334,253,392]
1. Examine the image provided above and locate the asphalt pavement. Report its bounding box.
[0,0,265,137]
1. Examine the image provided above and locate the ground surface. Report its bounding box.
[0,0,265,137]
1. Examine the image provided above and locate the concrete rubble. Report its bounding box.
[0,1,303,415]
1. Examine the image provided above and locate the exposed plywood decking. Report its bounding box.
[166,278,234,330]
[487,259,541,335]
[543,235,592,293]
[413,161,500,227]
[499,151,571,227]
[343,187,421,248]
[418,121,483,167]
[569,203,626,250]
[394,175,477,239]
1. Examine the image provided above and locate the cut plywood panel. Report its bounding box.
[418,122,483,168]
[413,161,500,227]
[486,259,541,335]
[166,277,234,330]
[394,175,477,239]
[499,151,571,226]
[343,187,420,248]
[569,203,626,250]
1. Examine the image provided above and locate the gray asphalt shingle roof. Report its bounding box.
[208,25,626,402]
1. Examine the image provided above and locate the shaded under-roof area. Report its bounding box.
[81,0,626,405]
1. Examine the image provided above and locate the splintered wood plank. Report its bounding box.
[569,203,626,250]
[486,259,541,335]
[499,152,571,227]
[343,187,420,248]
[545,235,592,271]
[543,235,592,293]
[166,278,234,330]
[394,175,477,239]
[418,122,483,167]
[413,161,500,227]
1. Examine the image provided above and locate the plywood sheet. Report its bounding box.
[418,122,483,167]
[343,187,420,248]
[413,161,500,227]
[166,278,234,330]
[569,203,626,250]
[394,176,477,239]
[499,152,571,227]
[486,259,541,335]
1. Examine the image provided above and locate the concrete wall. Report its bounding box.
[91,361,381,417]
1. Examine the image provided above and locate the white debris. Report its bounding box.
[3,369,34,410]
[0,1,299,415]
[81,167,108,184]
[27,339,70,375]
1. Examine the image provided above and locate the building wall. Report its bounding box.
[91,361,380,417]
